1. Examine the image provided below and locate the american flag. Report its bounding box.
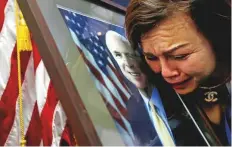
[58,7,135,145]
[0,0,75,145]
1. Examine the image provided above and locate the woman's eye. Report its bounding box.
[145,54,158,61]
[171,54,189,60]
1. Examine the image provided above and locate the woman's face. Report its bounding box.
[141,13,216,95]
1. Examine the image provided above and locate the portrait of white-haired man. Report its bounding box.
[105,30,207,146]
[105,30,159,145]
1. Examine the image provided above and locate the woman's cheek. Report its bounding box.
[146,60,161,73]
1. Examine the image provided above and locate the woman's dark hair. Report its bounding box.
[125,0,231,68]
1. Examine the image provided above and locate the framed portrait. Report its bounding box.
[17,0,133,146]
[17,0,227,146]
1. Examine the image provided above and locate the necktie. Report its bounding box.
[149,101,175,146]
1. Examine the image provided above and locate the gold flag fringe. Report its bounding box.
[15,0,32,146]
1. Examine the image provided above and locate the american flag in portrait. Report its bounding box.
[58,7,135,145]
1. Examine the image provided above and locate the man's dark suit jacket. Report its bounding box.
[126,91,207,146]
[127,93,161,146]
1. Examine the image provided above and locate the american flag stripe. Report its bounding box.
[0,0,70,145]
[106,57,130,94]
[25,102,42,145]
[106,64,130,96]
[32,38,53,145]
[60,122,76,145]
[32,37,42,71]
[70,29,127,107]
[24,39,44,146]
[34,62,50,115]
[106,58,130,94]
[90,72,134,143]
[75,36,134,144]
[86,62,128,120]
[90,71,121,113]
[101,94,129,133]
[85,57,127,113]
[101,93,135,144]
[0,0,16,99]
[103,63,130,103]
[5,54,37,145]
[0,48,30,145]
[0,0,7,31]
[51,102,67,146]
[107,75,129,105]
[33,59,54,146]
[40,83,58,146]
[72,33,127,108]
[102,74,126,108]
[78,47,127,118]
[0,0,38,145]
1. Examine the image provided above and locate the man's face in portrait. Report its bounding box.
[106,32,147,89]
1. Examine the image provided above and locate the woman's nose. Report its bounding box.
[160,60,179,79]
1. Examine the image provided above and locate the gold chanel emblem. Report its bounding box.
[204,91,218,102]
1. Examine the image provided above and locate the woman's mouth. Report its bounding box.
[169,78,192,89]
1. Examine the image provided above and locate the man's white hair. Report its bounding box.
[105,30,132,52]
